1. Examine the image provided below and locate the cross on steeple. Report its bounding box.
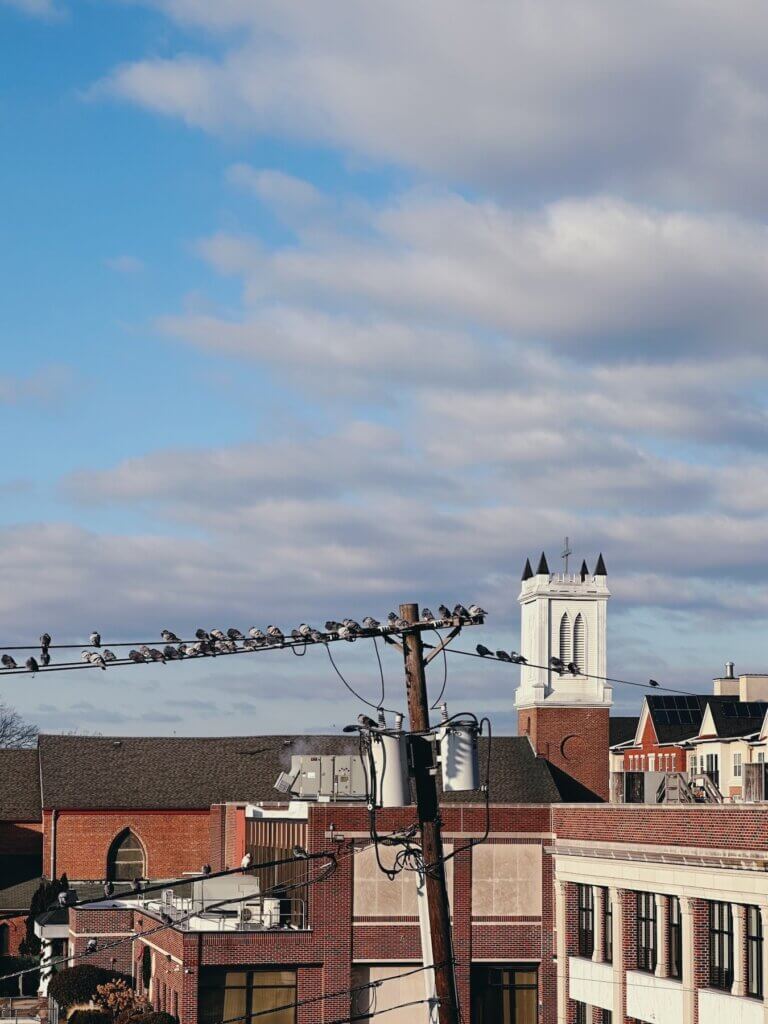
[561,536,572,574]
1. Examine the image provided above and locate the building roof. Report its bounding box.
[0,876,42,913]
[0,748,41,820]
[700,700,768,739]
[37,732,573,810]
[609,717,639,746]
[644,694,713,744]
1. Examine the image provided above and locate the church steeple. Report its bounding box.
[580,559,588,582]
[594,553,607,576]
[521,558,533,581]
[535,551,550,575]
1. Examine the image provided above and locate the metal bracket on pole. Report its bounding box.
[423,626,462,667]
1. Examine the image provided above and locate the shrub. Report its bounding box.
[95,979,144,1017]
[49,965,125,1010]
[133,1013,178,1024]
[68,1011,111,1024]
[114,1000,154,1024]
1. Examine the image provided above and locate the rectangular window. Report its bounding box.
[709,902,734,991]
[605,889,613,964]
[602,1012,612,1024]
[577,884,595,958]
[470,965,538,1024]
[748,906,764,999]
[669,897,682,979]
[199,968,297,1024]
[574,1002,586,1024]
[734,752,743,778]
[636,892,657,972]
[758,752,765,764]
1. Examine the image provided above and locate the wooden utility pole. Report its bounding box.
[400,602,459,1024]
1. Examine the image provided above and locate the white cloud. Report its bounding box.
[104,0,768,209]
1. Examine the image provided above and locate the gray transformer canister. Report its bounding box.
[438,722,480,792]
[368,731,411,808]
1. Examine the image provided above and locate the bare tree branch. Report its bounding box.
[0,702,38,748]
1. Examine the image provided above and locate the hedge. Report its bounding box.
[48,966,126,1009]
[68,1011,112,1024]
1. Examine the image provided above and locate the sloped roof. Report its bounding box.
[38,733,569,810]
[645,694,712,744]
[609,717,639,746]
[701,700,768,739]
[0,748,41,820]
[0,876,42,912]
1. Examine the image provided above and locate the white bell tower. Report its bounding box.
[515,548,612,710]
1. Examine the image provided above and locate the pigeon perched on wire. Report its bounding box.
[128,650,146,663]
[89,653,107,670]
[164,646,180,661]
[249,628,267,644]
[266,625,284,642]
[40,651,51,667]
[649,679,660,688]
[550,656,566,674]
[1,655,17,669]
[310,630,326,643]
[227,628,244,641]
[210,628,227,643]
[343,619,362,632]
[298,624,313,638]
[103,649,117,662]
[81,651,92,663]
[454,604,470,619]
[476,644,493,657]
[362,616,381,630]
[337,625,356,642]
[86,938,98,954]
[421,608,435,622]
[468,604,487,618]
[240,852,252,869]
[139,645,152,658]
[438,605,451,619]
[325,620,342,632]
[290,629,303,642]
[496,650,512,662]
[195,628,210,642]
[357,713,379,730]
[40,633,51,651]
[149,649,166,663]
[161,629,180,643]
[90,631,101,647]
[510,653,528,664]
[566,662,579,676]
[242,638,258,651]
[103,882,114,898]
[26,657,39,674]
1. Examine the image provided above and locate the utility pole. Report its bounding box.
[400,602,459,1024]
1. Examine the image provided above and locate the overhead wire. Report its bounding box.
[429,627,449,710]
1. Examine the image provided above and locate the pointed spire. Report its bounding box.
[580,559,588,582]
[536,551,549,575]
[521,558,533,581]
[594,553,607,576]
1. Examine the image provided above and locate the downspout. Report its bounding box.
[50,809,58,880]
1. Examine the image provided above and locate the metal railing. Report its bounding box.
[139,895,307,931]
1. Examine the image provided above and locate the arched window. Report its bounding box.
[559,613,571,665]
[573,613,586,673]
[107,829,146,881]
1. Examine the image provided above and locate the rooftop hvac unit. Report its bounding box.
[273,754,368,801]
[239,899,280,928]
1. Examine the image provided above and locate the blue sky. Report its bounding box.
[2,0,768,736]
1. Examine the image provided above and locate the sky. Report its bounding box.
[2,0,768,737]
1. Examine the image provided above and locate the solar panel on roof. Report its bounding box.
[722,703,737,718]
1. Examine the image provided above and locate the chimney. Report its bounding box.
[725,661,735,679]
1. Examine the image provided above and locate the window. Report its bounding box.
[748,906,763,999]
[669,897,682,979]
[648,754,656,771]
[141,947,152,992]
[107,829,146,881]
[605,890,613,963]
[709,901,734,990]
[574,1002,586,1024]
[601,1012,612,1024]
[734,752,743,778]
[758,752,765,765]
[559,612,572,665]
[470,965,538,1024]
[573,613,585,672]
[636,892,657,972]
[0,924,8,956]
[577,884,595,957]
[199,968,297,1024]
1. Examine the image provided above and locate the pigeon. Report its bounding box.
[468,604,487,618]
[266,626,284,642]
[103,650,117,662]
[476,644,493,657]
[177,644,188,657]
[337,626,356,642]
[201,864,211,876]
[387,612,398,623]
[454,604,470,619]
[210,628,227,642]
[164,645,180,661]
[290,629,303,641]
[291,844,309,860]
[128,650,146,663]
[40,633,51,650]
[511,654,528,665]
[195,628,210,641]
[310,630,326,644]
[40,651,51,667]
[421,608,435,622]
[81,651,92,663]
[249,628,267,643]
[496,650,512,662]
[139,645,153,658]
[343,619,362,632]
[550,656,565,674]
[26,657,39,674]
[362,616,381,630]
[298,624,313,637]
[89,653,107,671]
[325,620,343,632]
[357,713,378,730]
[149,649,166,663]
[392,617,409,630]
[86,939,98,954]
[103,882,114,898]
[161,630,180,643]
[438,604,451,619]
[240,852,252,869]
[566,662,579,676]
[227,628,244,641]
[90,631,101,648]
[1,655,17,669]
[649,679,660,688]
[242,638,258,651]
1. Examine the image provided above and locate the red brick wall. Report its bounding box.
[524,706,610,800]
[46,810,211,880]
[0,914,28,956]
[622,715,686,772]
[553,804,768,849]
